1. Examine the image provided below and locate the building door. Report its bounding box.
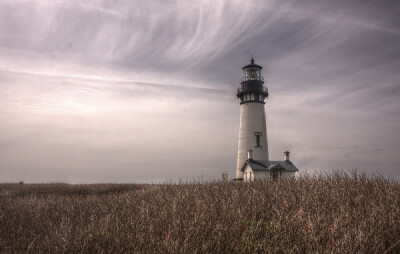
[272,170,279,181]
[271,166,283,181]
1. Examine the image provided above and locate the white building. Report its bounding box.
[235,59,298,181]
[242,151,297,182]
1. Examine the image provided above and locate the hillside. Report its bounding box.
[1,172,399,253]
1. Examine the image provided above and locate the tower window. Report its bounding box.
[255,132,262,147]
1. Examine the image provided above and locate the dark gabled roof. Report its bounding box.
[242,58,263,70]
[241,159,299,172]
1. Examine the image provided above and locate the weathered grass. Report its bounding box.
[0,171,399,253]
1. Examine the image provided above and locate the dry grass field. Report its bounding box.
[0,171,399,253]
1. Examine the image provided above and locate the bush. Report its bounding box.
[0,171,399,253]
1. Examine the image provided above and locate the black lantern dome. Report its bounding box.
[237,58,268,104]
[242,58,263,70]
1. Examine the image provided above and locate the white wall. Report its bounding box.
[243,166,253,182]
[244,167,270,182]
[280,171,296,179]
[243,166,296,182]
[236,102,269,178]
[254,170,269,181]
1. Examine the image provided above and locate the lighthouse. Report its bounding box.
[235,58,269,179]
[235,59,298,181]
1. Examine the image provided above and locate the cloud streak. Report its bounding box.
[0,0,399,182]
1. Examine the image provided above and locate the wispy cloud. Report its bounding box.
[0,0,399,182]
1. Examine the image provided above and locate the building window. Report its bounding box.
[255,132,262,147]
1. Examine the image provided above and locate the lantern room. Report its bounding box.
[242,58,263,82]
[237,58,268,104]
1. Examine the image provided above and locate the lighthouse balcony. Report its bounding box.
[237,84,268,97]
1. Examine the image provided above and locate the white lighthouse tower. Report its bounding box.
[235,58,269,179]
[235,59,298,181]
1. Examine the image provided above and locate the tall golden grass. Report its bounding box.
[0,171,399,253]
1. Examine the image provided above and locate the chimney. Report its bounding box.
[248,150,253,160]
[284,151,290,162]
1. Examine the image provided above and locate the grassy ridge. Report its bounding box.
[0,172,399,253]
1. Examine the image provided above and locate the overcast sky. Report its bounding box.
[0,0,399,183]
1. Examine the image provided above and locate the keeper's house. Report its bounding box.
[242,151,298,182]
